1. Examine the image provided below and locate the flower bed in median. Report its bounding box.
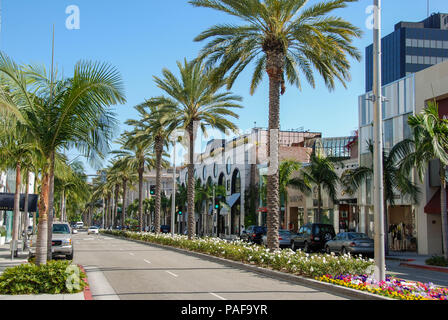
[318,275,448,300]
[102,230,448,300]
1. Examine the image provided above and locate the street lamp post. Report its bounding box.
[372,0,386,282]
[171,140,176,238]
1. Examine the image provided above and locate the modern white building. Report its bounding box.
[358,60,448,255]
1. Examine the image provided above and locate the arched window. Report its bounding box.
[231,169,241,194]
[226,157,232,175]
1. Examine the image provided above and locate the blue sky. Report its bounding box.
[2,0,448,175]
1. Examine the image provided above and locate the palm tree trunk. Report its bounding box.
[122,179,127,228]
[60,189,65,223]
[138,165,144,232]
[154,137,163,234]
[12,162,21,257]
[317,185,322,224]
[22,171,30,250]
[265,51,282,250]
[114,184,119,228]
[47,152,55,261]
[36,170,50,266]
[187,123,195,240]
[440,169,448,260]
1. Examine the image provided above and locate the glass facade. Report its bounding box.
[366,16,448,92]
[359,75,415,157]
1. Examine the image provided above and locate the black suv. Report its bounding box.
[241,226,267,244]
[290,223,336,253]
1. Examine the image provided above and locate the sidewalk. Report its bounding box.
[386,251,448,274]
[0,241,29,275]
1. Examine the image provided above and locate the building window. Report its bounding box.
[226,157,232,175]
[203,166,207,180]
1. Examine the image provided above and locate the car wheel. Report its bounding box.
[304,242,311,253]
[66,253,74,260]
[291,241,296,252]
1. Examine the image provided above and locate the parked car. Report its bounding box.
[325,232,374,257]
[29,222,74,260]
[290,223,336,253]
[262,229,294,248]
[241,226,267,244]
[87,226,99,235]
[160,225,170,233]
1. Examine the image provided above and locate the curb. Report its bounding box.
[399,262,448,274]
[102,233,391,301]
[78,265,93,300]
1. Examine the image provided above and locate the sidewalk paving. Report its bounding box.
[386,251,448,274]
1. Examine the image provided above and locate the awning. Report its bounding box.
[220,206,230,216]
[424,188,448,214]
[226,193,241,208]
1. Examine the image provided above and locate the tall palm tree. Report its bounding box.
[0,52,125,265]
[405,102,448,259]
[341,140,420,253]
[108,156,137,228]
[152,59,243,239]
[0,119,37,255]
[301,152,340,223]
[191,0,362,249]
[126,102,172,234]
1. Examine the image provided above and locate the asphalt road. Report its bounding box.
[72,232,348,301]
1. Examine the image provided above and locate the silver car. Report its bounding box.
[29,222,74,260]
[262,229,295,249]
[325,232,374,257]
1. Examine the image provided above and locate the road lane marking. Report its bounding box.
[143,259,151,264]
[129,253,135,256]
[165,271,178,278]
[209,292,226,300]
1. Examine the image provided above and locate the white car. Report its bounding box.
[87,226,99,235]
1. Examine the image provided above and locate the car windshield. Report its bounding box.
[279,230,292,235]
[53,224,70,234]
[90,227,98,229]
[348,233,369,240]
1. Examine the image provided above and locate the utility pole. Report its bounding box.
[373,0,386,282]
[171,140,176,237]
[213,185,216,237]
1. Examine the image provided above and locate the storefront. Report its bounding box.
[388,205,417,252]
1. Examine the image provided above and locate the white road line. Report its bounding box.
[143,259,151,264]
[165,271,178,278]
[129,252,135,256]
[209,292,226,300]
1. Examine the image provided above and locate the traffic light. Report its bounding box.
[150,185,156,195]
[177,206,183,215]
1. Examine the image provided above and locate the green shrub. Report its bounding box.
[0,260,87,295]
[102,230,374,278]
[0,226,6,237]
[426,255,448,267]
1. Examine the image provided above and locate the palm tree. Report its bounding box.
[301,152,340,224]
[113,131,157,231]
[191,0,362,250]
[0,119,37,255]
[341,140,420,253]
[108,156,137,228]
[152,59,243,239]
[261,160,311,229]
[405,102,448,259]
[0,52,125,265]
[126,101,172,234]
